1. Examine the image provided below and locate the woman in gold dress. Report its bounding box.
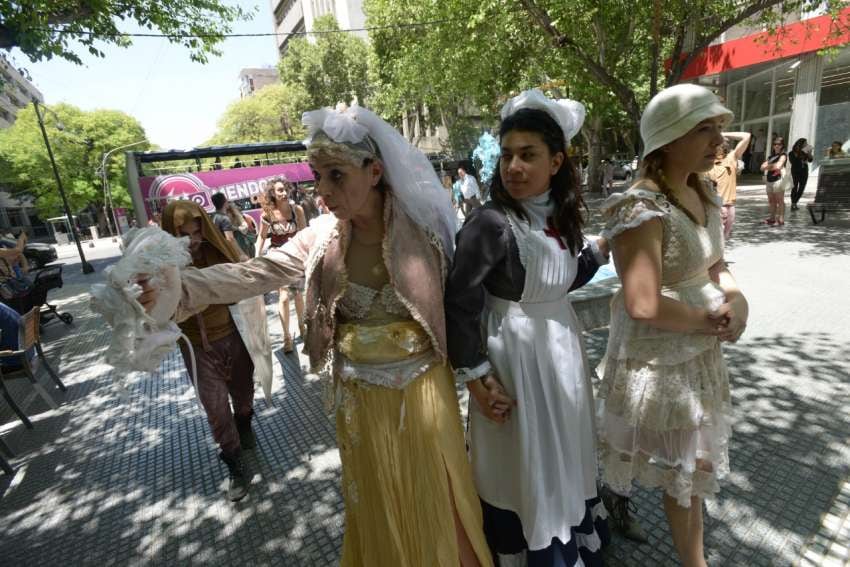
[139,104,491,566]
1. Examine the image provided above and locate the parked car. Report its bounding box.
[0,238,59,269]
[611,158,634,182]
[609,155,640,183]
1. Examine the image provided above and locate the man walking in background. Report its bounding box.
[458,166,481,215]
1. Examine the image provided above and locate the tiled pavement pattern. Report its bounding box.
[0,271,344,565]
[1,181,849,566]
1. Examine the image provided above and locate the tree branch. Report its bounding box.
[667,0,787,85]
[516,0,642,127]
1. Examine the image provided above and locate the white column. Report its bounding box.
[789,53,824,149]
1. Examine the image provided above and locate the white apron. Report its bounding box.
[469,209,599,551]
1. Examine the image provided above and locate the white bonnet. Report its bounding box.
[500,88,586,146]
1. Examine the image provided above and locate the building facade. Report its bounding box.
[239,67,280,98]
[0,56,46,237]
[270,0,366,55]
[0,55,43,128]
[678,6,850,174]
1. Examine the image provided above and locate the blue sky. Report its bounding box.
[13,2,279,150]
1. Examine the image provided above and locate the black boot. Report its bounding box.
[234,413,256,450]
[219,451,249,502]
[600,485,648,543]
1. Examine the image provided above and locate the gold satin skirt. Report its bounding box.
[334,321,492,567]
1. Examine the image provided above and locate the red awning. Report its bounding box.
[674,7,850,81]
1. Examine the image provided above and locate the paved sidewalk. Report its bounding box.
[1,185,849,566]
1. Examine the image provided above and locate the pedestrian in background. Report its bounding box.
[708,131,751,239]
[224,201,257,258]
[761,137,787,226]
[602,158,615,197]
[458,166,482,215]
[210,193,237,243]
[256,178,307,353]
[789,138,814,211]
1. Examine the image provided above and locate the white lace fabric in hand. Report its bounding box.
[90,227,190,375]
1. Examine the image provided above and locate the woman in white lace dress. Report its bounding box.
[597,84,749,566]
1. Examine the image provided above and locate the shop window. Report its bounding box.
[814,60,850,164]
[743,70,772,121]
[726,82,743,119]
[820,63,850,106]
[774,75,795,114]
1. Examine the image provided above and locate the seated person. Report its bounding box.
[826,141,847,159]
[0,232,30,277]
[0,302,34,370]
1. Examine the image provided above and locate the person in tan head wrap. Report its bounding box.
[161,200,256,502]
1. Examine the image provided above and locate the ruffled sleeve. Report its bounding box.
[600,189,672,240]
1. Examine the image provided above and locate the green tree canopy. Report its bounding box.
[0,0,253,65]
[206,83,310,145]
[0,103,150,217]
[278,15,371,110]
[366,0,639,160]
[367,0,849,182]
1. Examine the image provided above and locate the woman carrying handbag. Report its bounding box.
[760,137,788,226]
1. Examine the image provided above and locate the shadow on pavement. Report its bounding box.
[0,286,344,565]
[585,328,850,566]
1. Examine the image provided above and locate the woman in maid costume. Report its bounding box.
[445,89,610,566]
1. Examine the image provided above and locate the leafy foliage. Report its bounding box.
[0,103,150,217]
[367,0,848,182]
[206,83,310,145]
[278,15,372,110]
[0,0,253,64]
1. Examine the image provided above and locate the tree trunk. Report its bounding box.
[587,114,603,194]
[650,0,661,98]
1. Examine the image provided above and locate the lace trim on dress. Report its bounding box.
[335,350,438,389]
[597,345,732,507]
[597,345,730,430]
[337,282,411,320]
[454,360,492,383]
[600,440,728,508]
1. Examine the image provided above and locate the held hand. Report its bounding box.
[468,373,516,424]
[596,236,610,259]
[697,306,729,336]
[135,273,160,313]
[712,297,748,343]
[482,374,516,418]
[709,298,747,343]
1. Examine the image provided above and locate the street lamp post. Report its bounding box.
[32,99,95,274]
[99,140,147,242]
